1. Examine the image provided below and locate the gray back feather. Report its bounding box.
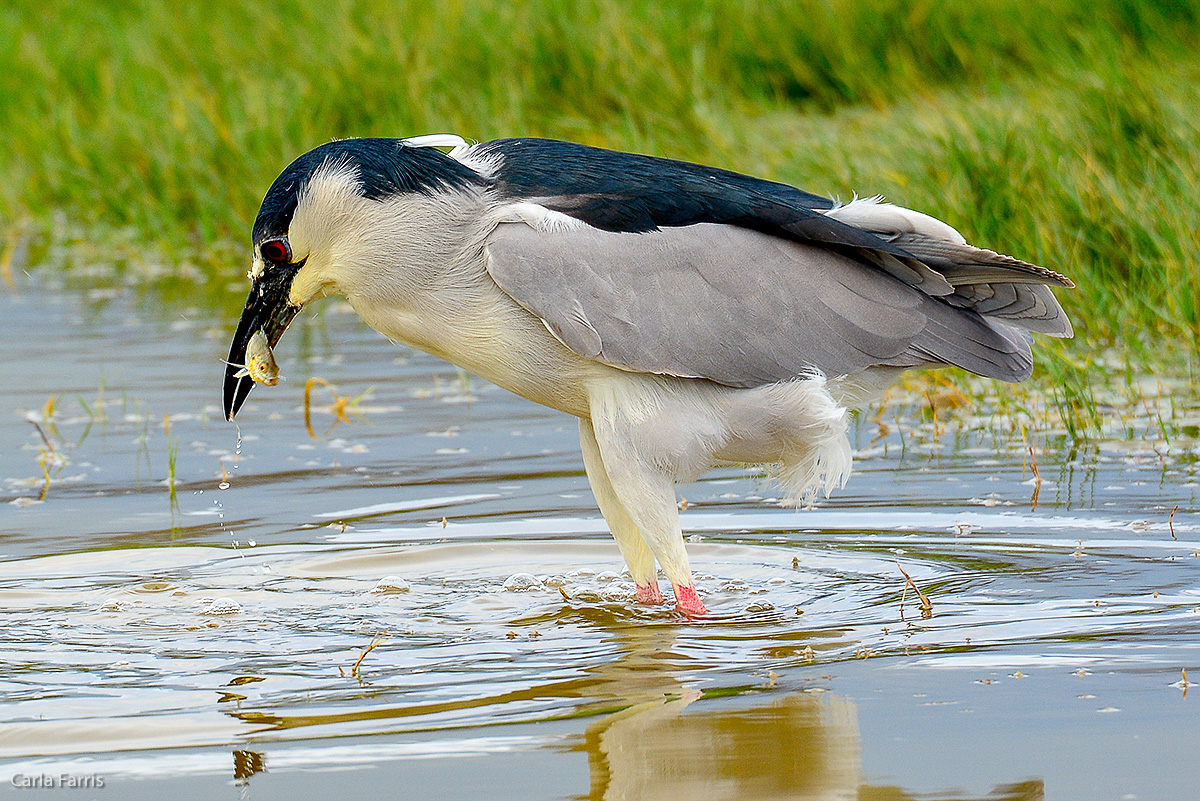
[485,222,1049,386]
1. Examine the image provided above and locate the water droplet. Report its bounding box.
[218,481,230,490]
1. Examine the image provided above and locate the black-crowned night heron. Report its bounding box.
[223,135,1072,617]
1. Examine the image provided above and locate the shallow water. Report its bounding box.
[2,286,1198,801]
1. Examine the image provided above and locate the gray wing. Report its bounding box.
[485,221,1042,387]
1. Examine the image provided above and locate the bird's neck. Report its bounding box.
[345,252,596,419]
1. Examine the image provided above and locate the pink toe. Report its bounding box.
[673,584,708,617]
[636,582,665,605]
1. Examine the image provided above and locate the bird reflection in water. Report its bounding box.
[219,617,1042,801]
[581,692,859,801]
[567,621,1043,801]
[579,690,1043,801]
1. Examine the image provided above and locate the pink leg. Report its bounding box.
[673,584,708,617]
[635,581,665,605]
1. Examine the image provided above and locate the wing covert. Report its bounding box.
[485,221,1034,387]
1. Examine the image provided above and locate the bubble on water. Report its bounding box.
[370,575,411,594]
[595,570,620,583]
[602,584,632,601]
[503,573,540,592]
[218,481,230,490]
[198,597,242,616]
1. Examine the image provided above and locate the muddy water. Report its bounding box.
[1,286,1197,801]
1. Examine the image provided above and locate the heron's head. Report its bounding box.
[222,137,484,420]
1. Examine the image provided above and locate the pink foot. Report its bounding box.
[673,584,708,617]
[635,582,665,605]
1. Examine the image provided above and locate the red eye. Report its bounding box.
[260,239,290,263]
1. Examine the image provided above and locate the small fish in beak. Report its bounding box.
[234,330,280,386]
[223,267,301,421]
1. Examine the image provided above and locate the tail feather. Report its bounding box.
[891,232,1073,288]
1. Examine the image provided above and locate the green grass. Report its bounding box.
[3,0,1199,432]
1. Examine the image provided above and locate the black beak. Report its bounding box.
[223,263,302,421]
